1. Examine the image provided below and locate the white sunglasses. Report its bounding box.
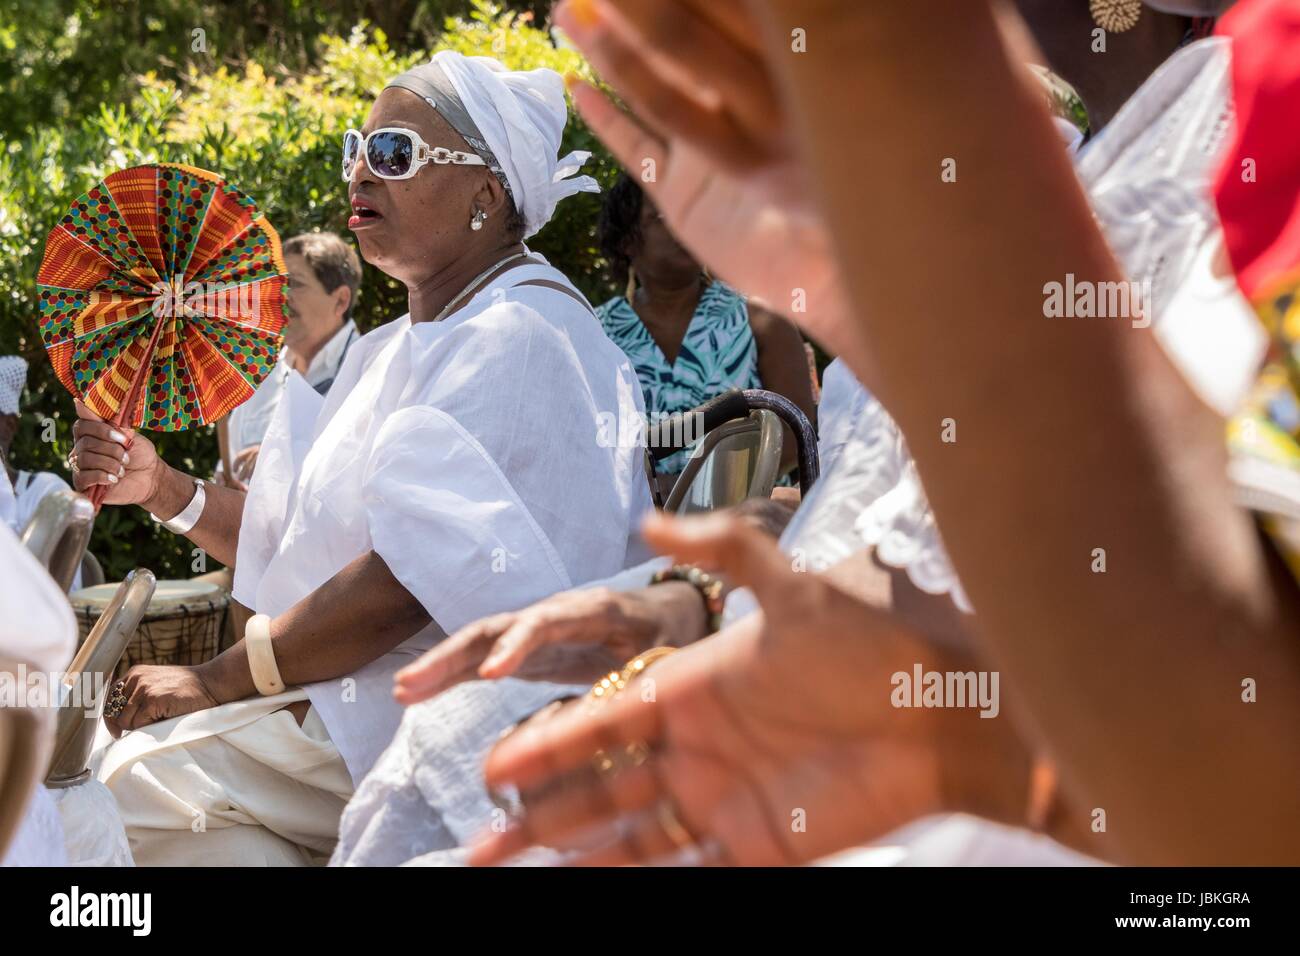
[342,127,487,182]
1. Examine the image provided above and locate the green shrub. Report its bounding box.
[0,0,617,581]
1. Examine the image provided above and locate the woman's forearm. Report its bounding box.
[143,463,246,566]
[761,0,1300,862]
[198,549,432,701]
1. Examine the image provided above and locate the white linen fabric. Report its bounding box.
[331,556,667,867]
[48,782,134,867]
[430,51,600,240]
[333,678,580,867]
[232,253,653,783]
[0,468,15,534]
[1052,116,1085,156]
[98,692,350,866]
[0,521,76,867]
[726,361,975,624]
[2,787,67,867]
[812,358,873,477]
[227,319,357,454]
[0,513,75,677]
[1078,36,1265,417]
[820,815,1102,868]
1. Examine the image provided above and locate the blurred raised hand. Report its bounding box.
[556,0,867,375]
[393,581,709,702]
[470,511,1034,866]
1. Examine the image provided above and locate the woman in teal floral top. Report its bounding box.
[595,174,816,485]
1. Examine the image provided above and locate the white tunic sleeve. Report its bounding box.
[231,372,324,611]
[362,404,573,633]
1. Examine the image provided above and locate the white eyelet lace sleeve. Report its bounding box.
[778,381,972,614]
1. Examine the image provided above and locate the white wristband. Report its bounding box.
[245,614,286,697]
[150,478,205,534]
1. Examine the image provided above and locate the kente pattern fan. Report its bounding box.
[37,163,287,431]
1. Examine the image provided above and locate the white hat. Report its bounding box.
[0,356,28,416]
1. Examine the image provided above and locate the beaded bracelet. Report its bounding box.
[650,563,726,635]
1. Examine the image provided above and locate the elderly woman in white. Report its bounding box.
[68,51,654,866]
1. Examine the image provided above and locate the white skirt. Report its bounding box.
[97,690,353,866]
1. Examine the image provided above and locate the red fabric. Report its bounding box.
[1214,0,1300,304]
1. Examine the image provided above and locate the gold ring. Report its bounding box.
[585,649,677,780]
[591,739,652,780]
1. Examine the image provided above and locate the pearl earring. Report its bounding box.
[470,209,487,231]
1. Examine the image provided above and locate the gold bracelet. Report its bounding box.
[587,647,678,779]
[587,646,679,702]
[245,614,286,696]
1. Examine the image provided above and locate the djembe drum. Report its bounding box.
[70,580,229,678]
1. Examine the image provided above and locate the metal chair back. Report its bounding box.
[665,409,784,513]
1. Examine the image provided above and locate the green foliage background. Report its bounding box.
[0,0,620,581]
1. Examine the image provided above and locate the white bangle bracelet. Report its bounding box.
[149,478,206,535]
[244,614,286,697]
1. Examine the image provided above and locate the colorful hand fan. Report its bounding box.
[36,163,287,505]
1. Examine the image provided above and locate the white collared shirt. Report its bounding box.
[227,319,358,454]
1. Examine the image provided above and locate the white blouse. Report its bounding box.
[232,256,654,782]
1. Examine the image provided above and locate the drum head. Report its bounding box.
[68,582,123,611]
[70,579,228,613]
[145,580,228,613]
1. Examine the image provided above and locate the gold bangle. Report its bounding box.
[588,647,678,778]
[620,646,677,683]
[586,646,679,702]
[245,614,286,696]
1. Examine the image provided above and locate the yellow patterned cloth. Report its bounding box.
[1228,285,1300,580]
[1215,1,1300,578]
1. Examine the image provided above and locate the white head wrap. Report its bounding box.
[427,50,599,240]
[0,355,28,415]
